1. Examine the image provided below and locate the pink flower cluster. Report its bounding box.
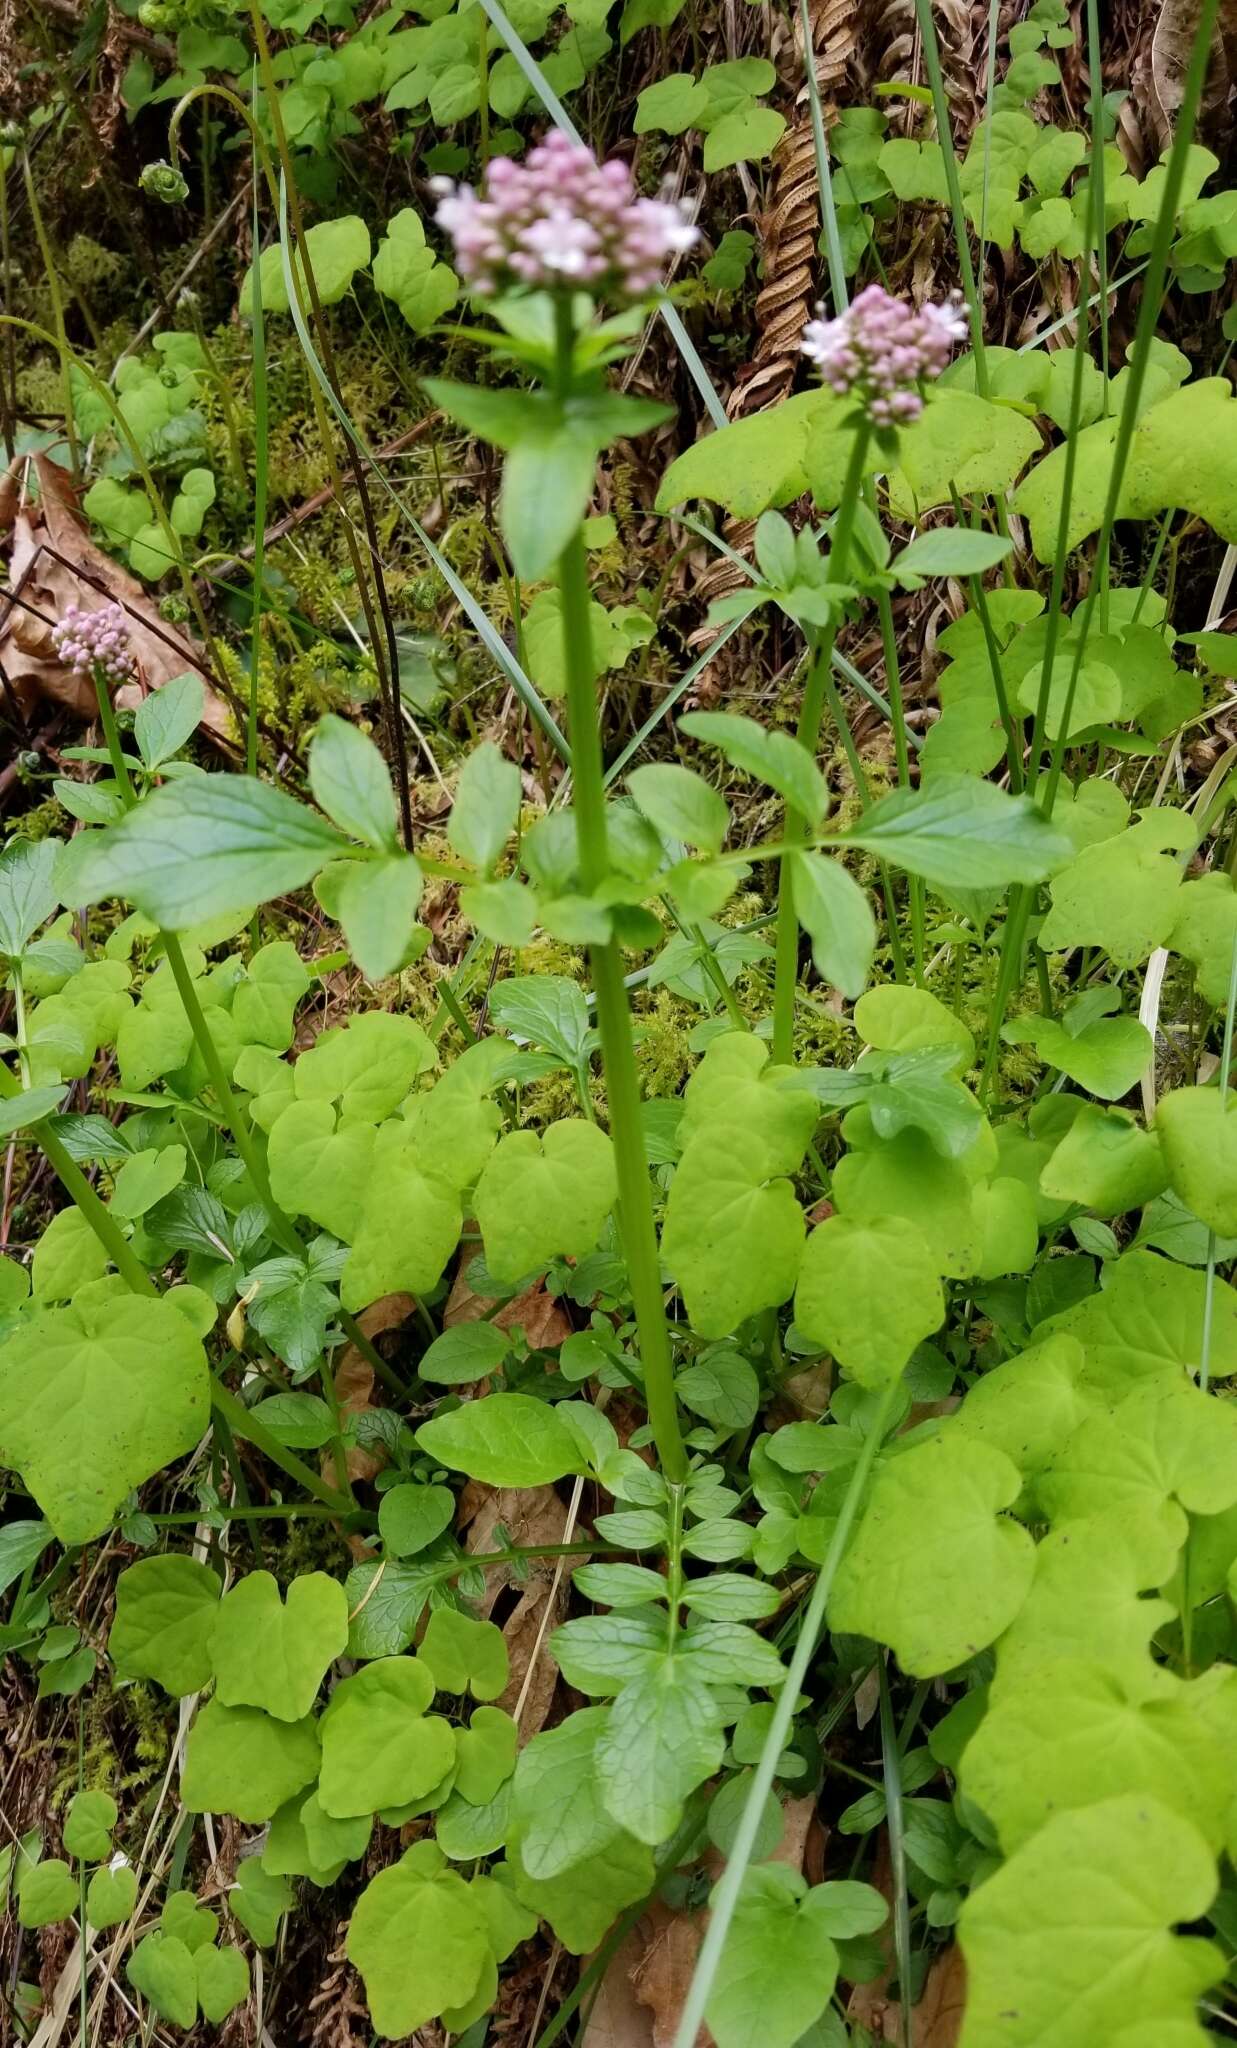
[51,602,138,687]
[432,131,698,300]
[800,285,967,426]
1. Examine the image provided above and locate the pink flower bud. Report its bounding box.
[800,287,966,425]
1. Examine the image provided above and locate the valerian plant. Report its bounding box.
[5,0,1237,2038]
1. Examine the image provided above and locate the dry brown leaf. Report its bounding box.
[0,453,230,736]
[462,1482,584,1738]
[320,1292,413,1493]
[631,1903,710,2048]
[580,1920,657,2048]
[444,1255,572,1352]
[910,1945,966,2048]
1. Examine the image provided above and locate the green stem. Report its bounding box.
[671,1375,903,2048]
[771,421,872,1062]
[553,297,687,1486]
[909,0,989,393]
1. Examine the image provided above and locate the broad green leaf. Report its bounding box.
[891,528,1013,580]
[343,1556,439,1659]
[962,1659,1237,1854]
[17,1858,78,1929]
[679,1032,819,1175]
[953,1333,1092,1498]
[295,1008,436,1122]
[418,1321,510,1384]
[474,1121,616,1285]
[634,69,710,131]
[675,1346,760,1430]
[510,1707,619,1878]
[957,1795,1222,2048]
[127,1933,198,2025]
[455,1706,518,1804]
[662,1125,807,1337]
[244,1390,335,1450]
[508,1829,654,1953]
[680,710,828,824]
[794,1214,943,1387]
[109,1554,222,1695]
[0,1517,51,1597]
[267,1101,377,1240]
[32,1205,111,1299]
[1039,1382,1237,1529]
[309,714,399,852]
[1039,813,1192,967]
[61,777,346,928]
[595,1659,725,1842]
[884,389,1040,518]
[417,1392,586,1488]
[109,1144,187,1220]
[419,1610,508,1700]
[182,1699,320,1822]
[1039,1104,1168,1217]
[239,216,371,317]
[377,1482,456,1557]
[0,1293,210,1544]
[655,389,838,520]
[0,837,59,958]
[449,741,522,870]
[195,1945,250,2025]
[63,1788,118,1860]
[86,1861,139,1928]
[1169,873,1237,1006]
[842,775,1069,889]
[1046,1249,1237,1395]
[1015,377,1237,560]
[789,851,875,998]
[209,1570,348,1720]
[706,1866,840,2048]
[489,974,592,1065]
[346,1841,491,2038]
[339,1124,461,1310]
[329,853,425,981]
[551,1610,667,1694]
[1002,1004,1153,1100]
[854,983,974,1070]
[229,1858,294,1945]
[134,674,204,769]
[996,1503,1180,1697]
[831,1431,1036,1676]
[319,1656,454,1817]
[833,1130,980,1278]
[0,1084,67,1136]
[627,763,730,855]
[1156,1087,1237,1236]
[1016,656,1122,740]
[702,104,786,170]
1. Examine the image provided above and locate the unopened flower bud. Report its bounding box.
[140,160,189,205]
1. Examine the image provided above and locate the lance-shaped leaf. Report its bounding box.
[841,775,1070,890]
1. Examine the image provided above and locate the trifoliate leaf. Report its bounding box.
[209,1570,348,1720]
[1002,1005,1153,1101]
[474,1121,616,1285]
[109,1554,222,1695]
[830,1432,1036,1676]
[181,1699,320,1822]
[371,207,458,332]
[794,1214,943,1388]
[0,1293,210,1544]
[319,1656,454,1817]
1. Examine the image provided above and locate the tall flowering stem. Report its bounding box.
[770,287,965,1063]
[551,296,688,1485]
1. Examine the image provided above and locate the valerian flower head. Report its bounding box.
[52,603,138,687]
[139,159,189,205]
[431,130,698,300]
[800,285,967,427]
